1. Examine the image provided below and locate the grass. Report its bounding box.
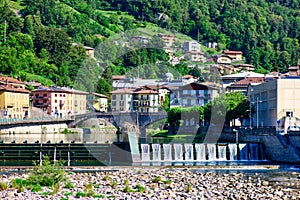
[0,181,9,191]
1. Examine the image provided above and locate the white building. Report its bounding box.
[110,88,134,112]
[247,78,300,131]
[170,82,220,108]
[183,41,201,52]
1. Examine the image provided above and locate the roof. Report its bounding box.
[223,50,243,54]
[109,88,134,94]
[90,92,108,98]
[33,86,89,95]
[230,77,265,87]
[221,72,265,79]
[112,75,126,80]
[134,90,159,94]
[0,84,30,93]
[0,76,24,84]
[180,82,220,90]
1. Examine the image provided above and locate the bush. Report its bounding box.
[76,191,87,198]
[27,155,66,192]
[11,178,26,193]
[0,181,9,191]
[64,181,74,189]
[152,176,162,183]
[135,184,146,193]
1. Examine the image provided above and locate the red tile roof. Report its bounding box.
[223,50,243,54]
[231,77,264,86]
[134,90,159,94]
[0,85,30,93]
[109,88,134,94]
[0,76,24,84]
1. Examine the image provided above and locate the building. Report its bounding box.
[170,82,220,108]
[110,88,134,112]
[32,87,88,117]
[221,72,265,92]
[184,51,206,62]
[212,54,232,65]
[247,78,300,130]
[227,77,264,94]
[88,93,108,112]
[110,87,160,112]
[0,76,30,119]
[132,89,159,112]
[157,33,176,48]
[223,50,243,61]
[183,41,201,52]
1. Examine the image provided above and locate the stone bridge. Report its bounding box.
[68,111,168,129]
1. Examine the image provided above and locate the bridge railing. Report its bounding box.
[0,116,73,125]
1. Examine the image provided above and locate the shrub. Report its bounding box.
[124,179,129,186]
[11,178,26,193]
[122,185,132,193]
[64,181,74,189]
[110,180,118,188]
[186,183,192,193]
[87,190,95,197]
[76,191,87,198]
[135,184,146,193]
[85,183,93,191]
[27,155,66,190]
[152,176,162,183]
[0,181,9,191]
[27,184,43,192]
[102,175,110,181]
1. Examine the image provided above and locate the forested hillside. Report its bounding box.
[1,0,300,92]
[106,0,300,72]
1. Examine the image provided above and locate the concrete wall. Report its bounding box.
[0,123,68,134]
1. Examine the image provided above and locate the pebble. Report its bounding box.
[0,167,300,199]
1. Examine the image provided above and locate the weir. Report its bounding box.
[140,143,266,162]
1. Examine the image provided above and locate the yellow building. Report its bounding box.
[0,80,30,119]
[88,93,108,112]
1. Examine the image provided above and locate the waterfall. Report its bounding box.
[152,144,161,161]
[207,144,216,160]
[218,144,227,160]
[228,144,238,160]
[239,144,249,160]
[174,144,183,161]
[163,144,172,161]
[141,144,150,161]
[195,144,206,161]
[249,143,259,160]
[184,144,194,161]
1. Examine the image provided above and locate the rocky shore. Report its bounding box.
[1,167,300,199]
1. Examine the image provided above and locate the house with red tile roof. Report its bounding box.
[227,77,265,94]
[0,76,30,119]
[223,50,243,61]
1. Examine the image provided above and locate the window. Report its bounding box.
[55,94,57,97]
[112,95,116,100]
[55,100,57,103]
[43,93,47,97]
[120,95,123,100]
[111,101,116,106]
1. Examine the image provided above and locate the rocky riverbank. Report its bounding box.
[1,167,300,199]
